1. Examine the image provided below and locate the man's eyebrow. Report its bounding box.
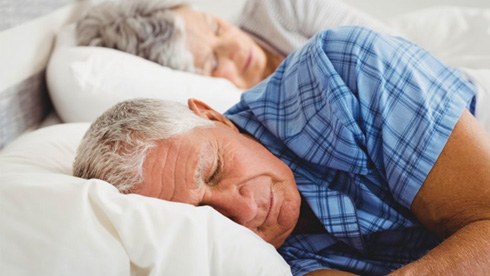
[194,146,207,188]
[210,147,222,183]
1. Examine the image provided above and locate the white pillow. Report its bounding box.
[47,25,242,123]
[0,123,292,276]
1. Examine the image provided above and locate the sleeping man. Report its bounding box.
[73,27,490,275]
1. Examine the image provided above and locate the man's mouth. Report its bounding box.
[262,189,274,225]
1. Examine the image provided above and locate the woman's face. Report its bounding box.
[175,6,268,89]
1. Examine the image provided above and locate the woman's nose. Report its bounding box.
[216,35,241,61]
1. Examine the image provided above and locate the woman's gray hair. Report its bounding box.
[76,0,195,72]
[73,98,213,193]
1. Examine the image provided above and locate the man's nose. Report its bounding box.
[202,188,257,226]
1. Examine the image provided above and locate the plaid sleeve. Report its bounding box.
[319,27,476,207]
[228,26,476,209]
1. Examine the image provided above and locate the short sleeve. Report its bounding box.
[227,27,476,208]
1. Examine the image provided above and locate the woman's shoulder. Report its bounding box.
[237,0,308,55]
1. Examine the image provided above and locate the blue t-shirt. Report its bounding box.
[225,27,476,275]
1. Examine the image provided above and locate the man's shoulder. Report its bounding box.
[309,26,386,47]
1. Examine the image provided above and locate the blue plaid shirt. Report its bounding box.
[225,27,476,275]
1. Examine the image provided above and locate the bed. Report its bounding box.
[1,0,489,275]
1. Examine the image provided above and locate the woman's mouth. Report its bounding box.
[243,49,253,72]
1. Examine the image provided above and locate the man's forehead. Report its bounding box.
[161,126,215,145]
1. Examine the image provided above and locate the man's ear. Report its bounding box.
[187,98,238,131]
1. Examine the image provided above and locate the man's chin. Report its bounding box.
[263,225,297,248]
[259,216,300,248]
[259,187,301,248]
[272,195,301,247]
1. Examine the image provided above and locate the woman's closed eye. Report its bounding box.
[210,20,221,73]
[200,52,219,76]
[210,52,219,73]
[213,20,221,36]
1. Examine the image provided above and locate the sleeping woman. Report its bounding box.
[75,0,397,89]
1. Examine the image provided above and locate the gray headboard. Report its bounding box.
[0,0,90,149]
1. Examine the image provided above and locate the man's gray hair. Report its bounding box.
[73,98,213,192]
[76,0,195,72]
